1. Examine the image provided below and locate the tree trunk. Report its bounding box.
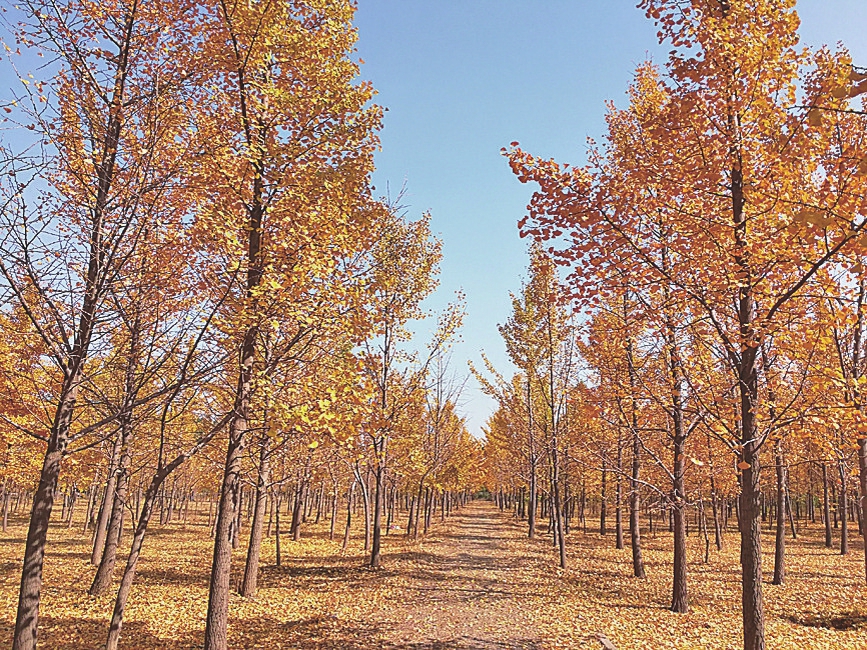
[13,392,75,650]
[359,471,371,551]
[370,463,384,568]
[823,462,832,548]
[528,459,537,539]
[275,492,282,567]
[90,412,134,596]
[839,462,849,555]
[671,442,688,612]
[240,442,269,598]
[329,481,339,541]
[738,448,765,650]
[710,474,723,551]
[626,338,645,579]
[859,439,867,583]
[105,479,159,650]
[600,456,607,536]
[342,481,355,550]
[92,431,123,565]
[550,448,567,570]
[2,483,11,533]
[629,435,645,578]
[203,416,248,650]
[772,439,785,585]
[290,483,304,541]
[615,434,624,550]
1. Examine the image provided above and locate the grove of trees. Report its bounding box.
[2,1,867,650]
[479,2,867,650]
[0,1,478,649]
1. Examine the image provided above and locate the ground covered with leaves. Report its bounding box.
[1,502,866,648]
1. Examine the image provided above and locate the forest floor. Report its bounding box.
[1,500,867,648]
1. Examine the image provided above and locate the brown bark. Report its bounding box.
[671,444,688,612]
[736,344,765,650]
[823,462,833,548]
[600,456,607,536]
[92,431,123,566]
[370,463,384,567]
[626,338,645,579]
[839,461,849,555]
[342,481,355,550]
[13,442,66,650]
[88,440,130,595]
[203,416,246,650]
[860,440,867,583]
[240,439,270,598]
[329,481,338,541]
[528,457,537,539]
[105,479,158,650]
[615,433,624,550]
[772,439,785,585]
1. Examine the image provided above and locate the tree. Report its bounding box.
[359,209,462,567]
[192,2,383,647]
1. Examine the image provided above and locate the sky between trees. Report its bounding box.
[354,0,867,437]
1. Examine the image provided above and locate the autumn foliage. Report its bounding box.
[2,1,867,649]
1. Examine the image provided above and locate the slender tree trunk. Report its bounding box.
[66,488,77,528]
[626,338,645,579]
[859,440,867,583]
[342,481,355,550]
[615,434,624,549]
[329,481,339,541]
[370,462,385,568]
[732,160,766,650]
[290,483,304,541]
[359,471,371,551]
[823,462,833,548]
[600,456,607,536]
[274,492,282,567]
[204,416,246,650]
[105,479,158,650]
[413,479,425,540]
[83,478,98,535]
[528,458,537,539]
[90,384,137,597]
[671,441,688,612]
[839,462,849,555]
[738,447,765,650]
[240,440,270,598]
[551,447,567,570]
[406,496,416,537]
[92,432,123,566]
[772,439,786,585]
[89,451,130,595]
[2,483,11,533]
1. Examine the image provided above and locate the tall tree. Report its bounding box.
[193,2,383,647]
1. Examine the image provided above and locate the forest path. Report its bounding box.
[375,500,547,649]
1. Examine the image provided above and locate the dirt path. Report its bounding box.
[375,501,547,649]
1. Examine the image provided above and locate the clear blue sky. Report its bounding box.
[353,0,867,437]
